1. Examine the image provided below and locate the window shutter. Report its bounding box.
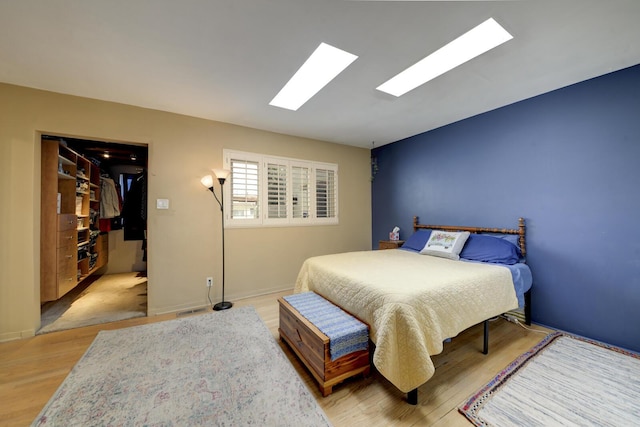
[230,159,259,219]
[266,161,287,219]
[223,149,338,227]
[315,167,337,220]
[291,164,311,220]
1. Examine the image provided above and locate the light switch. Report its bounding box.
[156,199,170,209]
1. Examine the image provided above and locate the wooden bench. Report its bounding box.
[278,295,370,396]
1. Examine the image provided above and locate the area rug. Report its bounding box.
[38,272,147,334]
[459,332,640,426]
[32,306,332,426]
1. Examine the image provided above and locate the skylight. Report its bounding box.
[269,42,358,111]
[376,18,513,97]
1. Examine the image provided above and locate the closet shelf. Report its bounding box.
[41,138,108,304]
[58,155,75,166]
[58,172,75,180]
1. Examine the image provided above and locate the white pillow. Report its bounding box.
[420,230,471,260]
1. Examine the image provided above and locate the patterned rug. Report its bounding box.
[459,332,640,426]
[32,306,332,426]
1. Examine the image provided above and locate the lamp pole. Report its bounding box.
[214,175,232,310]
[201,170,232,311]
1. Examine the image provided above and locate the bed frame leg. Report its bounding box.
[406,320,490,405]
[483,320,489,355]
[407,388,418,405]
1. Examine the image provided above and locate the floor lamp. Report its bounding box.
[201,169,233,311]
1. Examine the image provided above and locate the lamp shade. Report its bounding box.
[200,175,214,188]
[212,169,231,181]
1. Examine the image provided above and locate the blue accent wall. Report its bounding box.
[372,64,640,353]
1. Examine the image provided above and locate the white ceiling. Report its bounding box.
[1,1,639,149]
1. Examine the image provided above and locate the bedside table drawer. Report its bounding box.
[378,240,404,250]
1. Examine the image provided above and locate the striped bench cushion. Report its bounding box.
[283,292,368,361]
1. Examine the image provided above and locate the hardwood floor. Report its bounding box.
[0,290,551,426]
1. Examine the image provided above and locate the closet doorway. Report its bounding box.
[38,135,149,334]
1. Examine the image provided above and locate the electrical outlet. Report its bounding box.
[206,277,213,288]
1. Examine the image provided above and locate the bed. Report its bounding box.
[294,217,533,404]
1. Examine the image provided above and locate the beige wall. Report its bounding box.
[0,83,372,341]
[105,230,147,274]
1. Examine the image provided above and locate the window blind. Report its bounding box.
[230,159,259,219]
[223,149,338,227]
[315,168,336,219]
[292,165,310,219]
[266,162,287,219]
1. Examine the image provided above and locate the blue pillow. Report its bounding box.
[399,229,432,252]
[482,232,520,248]
[459,234,522,264]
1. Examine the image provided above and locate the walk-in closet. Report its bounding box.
[39,135,149,333]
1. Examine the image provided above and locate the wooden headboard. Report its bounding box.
[413,216,526,257]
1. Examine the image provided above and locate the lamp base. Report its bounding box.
[213,301,233,311]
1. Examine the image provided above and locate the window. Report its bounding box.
[315,167,336,219]
[119,173,137,201]
[222,150,338,227]
[291,165,310,219]
[266,160,287,221]
[230,158,259,221]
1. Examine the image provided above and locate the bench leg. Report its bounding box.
[407,388,418,405]
[321,384,332,397]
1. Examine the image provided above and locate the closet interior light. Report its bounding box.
[377,18,513,97]
[269,42,358,111]
[103,151,110,159]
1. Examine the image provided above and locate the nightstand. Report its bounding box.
[378,240,405,250]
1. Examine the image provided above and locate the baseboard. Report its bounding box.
[231,285,294,301]
[0,328,36,343]
[148,285,294,317]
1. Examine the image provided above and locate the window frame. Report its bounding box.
[222,149,338,228]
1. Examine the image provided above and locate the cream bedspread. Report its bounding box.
[294,249,518,393]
